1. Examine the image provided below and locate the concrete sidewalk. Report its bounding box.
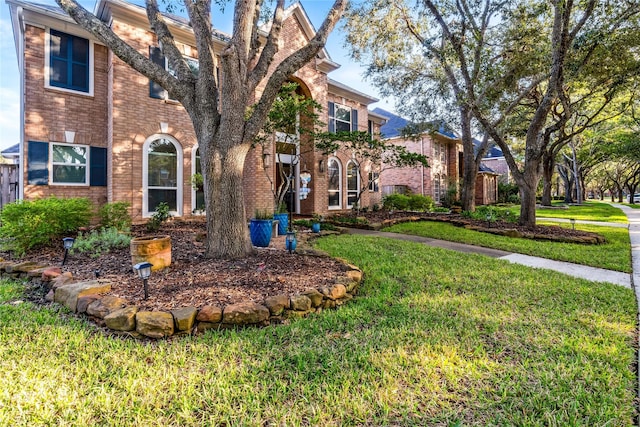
[346,216,633,288]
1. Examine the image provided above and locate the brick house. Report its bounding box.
[374,108,499,206]
[7,0,385,221]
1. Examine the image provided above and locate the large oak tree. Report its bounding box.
[55,0,347,258]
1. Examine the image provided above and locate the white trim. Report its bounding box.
[142,134,183,217]
[49,142,89,186]
[327,156,342,210]
[44,27,94,97]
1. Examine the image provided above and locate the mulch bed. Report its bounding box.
[4,219,346,312]
[3,210,601,312]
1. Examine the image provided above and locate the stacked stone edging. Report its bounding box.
[0,251,363,340]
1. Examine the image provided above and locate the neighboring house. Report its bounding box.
[373,108,463,204]
[477,143,510,184]
[7,0,385,221]
[475,164,499,206]
[375,108,500,206]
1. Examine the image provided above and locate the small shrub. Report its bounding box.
[498,182,520,204]
[99,202,131,232]
[408,194,435,211]
[0,197,92,255]
[382,194,410,210]
[462,205,518,223]
[71,227,132,258]
[146,202,171,232]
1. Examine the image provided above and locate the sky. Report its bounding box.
[0,0,396,152]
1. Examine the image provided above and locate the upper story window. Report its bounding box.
[47,29,93,95]
[434,142,447,163]
[328,102,358,133]
[149,46,199,100]
[51,143,88,185]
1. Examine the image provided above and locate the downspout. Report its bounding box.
[17,6,25,201]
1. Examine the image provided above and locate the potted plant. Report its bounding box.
[249,208,273,247]
[311,213,322,233]
[190,173,204,192]
[273,202,289,235]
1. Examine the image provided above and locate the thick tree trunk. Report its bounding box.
[517,163,541,227]
[540,152,554,206]
[201,137,252,259]
[460,107,478,212]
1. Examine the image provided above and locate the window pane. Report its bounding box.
[335,105,351,122]
[149,189,177,211]
[148,140,177,187]
[347,163,358,191]
[72,37,88,63]
[53,165,86,183]
[51,59,67,85]
[347,193,358,206]
[52,145,86,164]
[336,121,351,132]
[328,191,340,207]
[50,33,63,56]
[72,63,88,89]
[328,160,340,191]
[195,148,201,174]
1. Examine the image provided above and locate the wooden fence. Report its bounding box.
[0,164,18,209]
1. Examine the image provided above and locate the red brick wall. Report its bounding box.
[108,19,198,222]
[22,25,109,214]
[22,10,382,222]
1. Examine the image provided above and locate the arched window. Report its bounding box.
[346,160,360,208]
[192,146,205,214]
[143,135,183,217]
[328,157,342,209]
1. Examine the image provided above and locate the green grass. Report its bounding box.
[508,201,629,223]
[1,235,637,426]
[385,221,631,273]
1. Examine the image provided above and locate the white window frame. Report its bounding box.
[434,173,441,202]
[50,142,89,186]
[330,103,352,133]
[368,171,379,192]
[346,160,360,208]
[142,134,183,217]
[45,28,95,96]
[327,156,342,210]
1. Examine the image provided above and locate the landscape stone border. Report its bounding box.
[0,248,363,340]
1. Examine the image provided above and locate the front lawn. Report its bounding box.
[510,201,629,223]
[0,235,636,425]
[385,220,631,273]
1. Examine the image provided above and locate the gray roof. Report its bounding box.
[372,108,458,139]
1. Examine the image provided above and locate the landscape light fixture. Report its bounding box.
[486,214,492,228]
[61,237,74,266]
[285,231,296,254]
[570,218,576,230]
[133,262,153,300]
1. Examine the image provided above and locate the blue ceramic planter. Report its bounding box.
[273,212,289,235]
[311,222,321,233]
[249,219,273,247]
